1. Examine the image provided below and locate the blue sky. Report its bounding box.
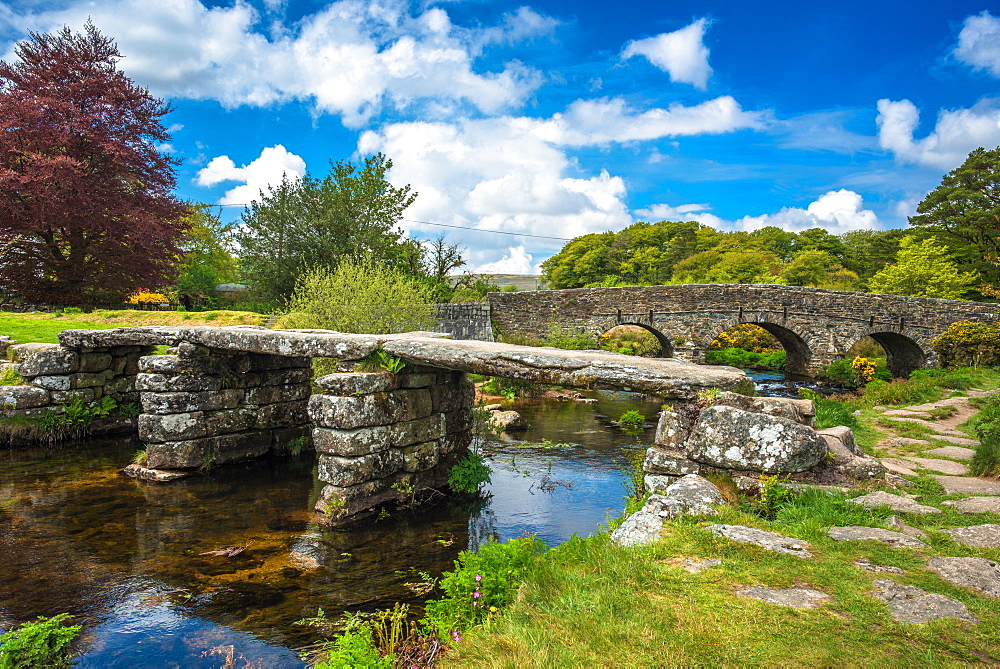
[2,0,999,272]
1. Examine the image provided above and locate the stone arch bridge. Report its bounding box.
[487,284,1000,376]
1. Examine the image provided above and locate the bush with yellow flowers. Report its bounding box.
[851,356,876,384]
[709,324,780,352]
[125,290,169,304]
[932,321,1000,368]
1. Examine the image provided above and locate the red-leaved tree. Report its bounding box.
[0,21,187,305]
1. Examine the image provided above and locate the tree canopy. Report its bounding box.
[0,22,186,305]
[908,146,1000,291]
[868,236,978,300]
[235,153,418,308]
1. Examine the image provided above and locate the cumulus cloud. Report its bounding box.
[876,97,1000,169]
[197,144,306,205]
[475,246,537,274]
[0,0,546,127]
[735,189,880,234]
[954,11,1000,77]
[622,18,713,89]
[633,203,725,227]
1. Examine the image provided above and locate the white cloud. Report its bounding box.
[196,144,306,205]
[876,97,1000,169]
[735,189,880,234]
[475,246,537,274]
[634,203,724,227]
[954,11,1000,77]
[1,0,545,127]
[622,18,713,90]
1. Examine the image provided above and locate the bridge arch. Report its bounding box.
[850,329,930,377]
[600,322,674,357]
[710,317,813,375]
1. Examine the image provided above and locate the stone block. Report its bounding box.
[244,383,311,405]
[146,431,272,469]
[315,371,396,395]
[77,352,113,373]
[654,410,690,449]
[397,372,437,389]
[205,407,257,435]
[138,411,207,443]
[135,373,222,392]
[444,408,472,435]
[102,376,135,394]
[0,385,50,410]
[31,375,71,391]
[139,355,221,375]
[254,400,309,429]
[312,413,446,456]
[318,450,404,487]
[308,389,432,429]
[430,377,475,413]
[50,388,98,404]
[644,447,699,475]
[140,389,244,414]
[146,439,207,469]
[15,349,78,376]
[439,430,471,455]
[401,440,440,472]
[110,355,128,376]
[9,342,59,362]
[68,371,113,388]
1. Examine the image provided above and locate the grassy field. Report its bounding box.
[0,310,265,344]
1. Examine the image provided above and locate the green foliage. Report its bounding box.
[281,259,435,334]
[969,395,1000,477]
[172,204,238,308]
[39,396,117,436]
[745,475,795,520]
[312,614,391,669]
[777,249,858,289]
[235,153,418,308]
[868,236,979,299]
[0,366,24,386]
[0,613,80,669]
[798,388,860,430]
[448,452,492,496]
[705,347,786,370]
[908,146,1000,294]
[598,326,662,356]
[132,449,148,466]
[357,348,407,374]
[932,321,1000,367]
[424,537,547,637]
[616,410,646,431]
[479,376,539,400]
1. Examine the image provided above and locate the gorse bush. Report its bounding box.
[932,321,1000,367]
[709,324,780,352]
[705,347,785,370]
[0,613,80,669]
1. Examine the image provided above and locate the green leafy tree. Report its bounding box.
[173,205,237,308]
[778,249,858,289]
[236,153,417,308]
[868,236,979,299]
[280,259,435,334]
[840,229,907,287]
[908,146,1000,290]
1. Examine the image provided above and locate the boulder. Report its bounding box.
[643,474,677,494]
[15,349,78,376]
[492,410,529,432]
[685,405,826,473]
[644,447,699,476]
[716,392,816,427]
[610,474,726,547]
[9,342,59,362]
[0,385,50,410]
[123,464,192,481]
[653,410,690,448]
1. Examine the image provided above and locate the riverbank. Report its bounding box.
[433,367,1000,665]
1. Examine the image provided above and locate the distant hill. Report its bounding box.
[450,274,545,291]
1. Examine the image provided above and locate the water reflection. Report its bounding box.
[0,389,657,665]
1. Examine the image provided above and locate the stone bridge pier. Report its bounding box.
[0,325,747,526]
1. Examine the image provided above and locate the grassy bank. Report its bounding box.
[0,310,265,344]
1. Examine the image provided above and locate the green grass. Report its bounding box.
[444,489,1000,667]
[0,310,265,344]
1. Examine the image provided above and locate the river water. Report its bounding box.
[0,390,660,667]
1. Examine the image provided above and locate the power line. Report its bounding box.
[206,203,574,242]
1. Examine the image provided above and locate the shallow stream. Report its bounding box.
[0,390,660,667]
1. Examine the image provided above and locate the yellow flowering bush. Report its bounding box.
[851,356,876,384]
[710,324,780,352]
[126,290,169,304]
[932,321,1000,368]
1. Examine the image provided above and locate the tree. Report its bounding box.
[0,22,186,305]
[909,146,1000,290]
[868,236,979,299]
[235,153,417,308]
[840,229,906,288]
[173,205,238,308]
[778,249,858,289]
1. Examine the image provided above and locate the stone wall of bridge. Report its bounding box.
[489,284,1000,376]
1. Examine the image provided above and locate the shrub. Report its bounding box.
[705,347,785,370]
[0,366,25,386]
[617,410,646,431]
[709,324,780,352]
[932,321,1000,368]
[479,376,539,400]
[969,395,1000,476]
[448,453,492,496]
[0,613,80,668]
[424,537,547,637]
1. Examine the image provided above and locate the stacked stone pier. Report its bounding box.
[1,325,749,525]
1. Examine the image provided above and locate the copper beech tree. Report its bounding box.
[0,22,187,305]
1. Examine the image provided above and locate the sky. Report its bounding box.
[2,0,999,273]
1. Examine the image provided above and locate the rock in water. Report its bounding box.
[685,405,826,473]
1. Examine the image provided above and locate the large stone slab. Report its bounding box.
[312,414,447,456]
[0,385,50,410]
[927,556,1000,598]
[925,446,976,461]
[826,526,928,548]
[735,586,830,609]
[901,457,969,475]
[706,524,812,558]
[847,491,941,514]
[871,580,978,624]
[933,476,1000,495]
[14,349,78,376]
[941,497,1000,514]
[685,405,826,473]
[610,475,726,547]
[940,524,1000,548]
